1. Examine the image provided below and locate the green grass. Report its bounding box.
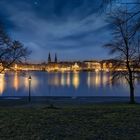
[0,103,140,140]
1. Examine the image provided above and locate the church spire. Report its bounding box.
[48,52,51,63]
[55,53,57,63]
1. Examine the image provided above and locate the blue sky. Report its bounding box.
[0,0,113,62]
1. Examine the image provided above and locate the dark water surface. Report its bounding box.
[0,71,140,97]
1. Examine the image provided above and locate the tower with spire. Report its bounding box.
[55,53,58,63]
[48,52,51,63]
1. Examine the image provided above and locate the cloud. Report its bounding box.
[0,0,112,62]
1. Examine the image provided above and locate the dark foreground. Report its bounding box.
[0,102,140,140]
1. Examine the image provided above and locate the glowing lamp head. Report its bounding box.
[28,76,32,81]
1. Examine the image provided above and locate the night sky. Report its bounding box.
[0,0,112,62]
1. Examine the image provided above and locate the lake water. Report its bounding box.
[0,71,140,97]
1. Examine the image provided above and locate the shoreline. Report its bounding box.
[0,96,140,107]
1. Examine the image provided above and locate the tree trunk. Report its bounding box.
[129,84,135,104]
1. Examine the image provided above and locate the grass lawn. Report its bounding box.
[0,103,140,140]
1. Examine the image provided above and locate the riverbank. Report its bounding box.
[0,103,140,139]
[0,96,140,107]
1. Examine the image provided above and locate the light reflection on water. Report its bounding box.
[87,72,101,88]
[72,72,80,89]
[14,73,19,91]
[67,72,71,87]
[87,72,113,88]
[0,74,5,94]
[47,72,80,88]
[1,71,140,96]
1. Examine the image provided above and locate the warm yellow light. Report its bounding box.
[61,73,65,86]
[0,74,5,94]
[15,64,18,70]
[95,72,101,87]
[72,72,80,89]
[28,76,32,81]
[53,73,60,86]
[87,72,91,88]
[66,72,71,86]
[95,69,99,73]
[14,72,19,91]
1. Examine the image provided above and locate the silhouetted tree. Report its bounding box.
[0,23,30,73]
[102,0,140,34]
[104,9,140,104]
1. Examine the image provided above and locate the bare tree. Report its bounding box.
[0,23,30,73]
[104,9,140,104]
[98,0,140,44]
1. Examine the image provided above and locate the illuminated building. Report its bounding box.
[72,63,80,71]
[84,60,101,71]
[9,59,140,72]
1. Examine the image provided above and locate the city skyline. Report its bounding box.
[0,0,112,62]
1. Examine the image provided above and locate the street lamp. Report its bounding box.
[28,76,32,102]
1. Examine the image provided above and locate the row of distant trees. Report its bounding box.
[0,22,30,73]
[103,0,140,103]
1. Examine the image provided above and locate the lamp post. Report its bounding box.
[28,76,32,102]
